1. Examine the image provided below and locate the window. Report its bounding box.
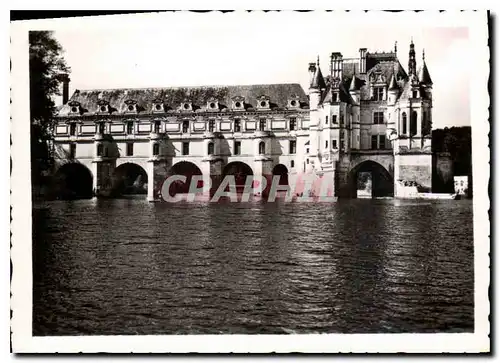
[182,142,189,156]
[209,120,215,132]
[379,135,386,149]
[306,147,309,154]
[340,140,345,150]
[126,143,133,156]
[234,141,241,155]
[325,140,329,149]
[373,112,384,125]
[126,121,134,135]
[208,142,214,155]
[289,140,296,154]
[325,116,329,124]
[291,160,295,168]
[412,90,418,99]
[153,143,160,156]
[306,159,309,164]
[154,121,161,133]
[103,146,108,157]
[259,141,265,155]
[69,123,76,136]
[333,92,339,102]
[374,87,384,101]
[332,139,337,149]
[182,121,189,133]
[289,117,297,131]
[97,144,103,157]
[332,115,338,124]
[69,144,76,159]
[402,112,407,134]
[234,119,241,132]
[259,119,266,131]
[340,114,344,126]
[410,111,418,136]
[371,135,378,149]
[98,123,105,134]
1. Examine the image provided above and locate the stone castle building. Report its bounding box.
[51,40,433,201]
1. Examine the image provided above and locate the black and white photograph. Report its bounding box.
[10,10,490,353]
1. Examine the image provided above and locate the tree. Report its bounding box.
[29,31,70,189]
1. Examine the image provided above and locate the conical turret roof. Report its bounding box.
[310,66,326,90]
[418,61,433,85]
[349,75,357,91]
[388,73,398,90]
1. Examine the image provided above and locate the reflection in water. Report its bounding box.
[32,199,474,335]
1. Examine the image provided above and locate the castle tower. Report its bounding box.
[393,41,433,197]
[349,74,361,150]
[307,57,325,172]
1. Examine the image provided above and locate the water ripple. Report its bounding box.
[32,199,474,335]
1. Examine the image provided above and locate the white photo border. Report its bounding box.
[10,10,490,353]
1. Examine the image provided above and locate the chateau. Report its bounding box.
[52,40,433,201]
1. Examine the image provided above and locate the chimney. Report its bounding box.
[330,52,343,81]
[59,73,70,104]
[359,48,367,73]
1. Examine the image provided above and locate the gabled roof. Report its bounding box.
[57,83,309,116]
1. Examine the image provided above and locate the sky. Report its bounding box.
[51,12,472,129]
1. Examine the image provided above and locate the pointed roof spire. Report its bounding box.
[389,72,398,90]
[310,63,326,90]
[418,60,433,85]
[349,75,357,91]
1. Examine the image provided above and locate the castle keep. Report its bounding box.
[51,41,433,200]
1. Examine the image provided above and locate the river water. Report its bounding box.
[32,198,474,335]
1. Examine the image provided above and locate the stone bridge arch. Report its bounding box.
[53,161,94,199]
[346,158,394,198]
[110,162,148,197]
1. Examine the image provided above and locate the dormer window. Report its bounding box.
[181,101,192,111]
[152,99,164,113]
[288,94,300,109]
[207,97,219,111]
[232,96,245,110]
[256,96,270,110]
[97,100,109,113]
[68,101,81,114]
[412,90,419,99]
[124,99,137,113]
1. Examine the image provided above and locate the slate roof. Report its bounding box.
[310,67,327,90]
[418,62,433,85]
[57,83,309,116]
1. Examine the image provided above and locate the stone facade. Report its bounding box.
[51,40,434,200]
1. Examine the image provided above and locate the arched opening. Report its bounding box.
[272,164,289,186]
[111,163,148,197]
[222,161,254,192]
[54,163,93,199]
[168,161,203,196]
[348,161,393,198]
[410,111,418,137]
[402,112,407,135]
[207,142,214,155]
